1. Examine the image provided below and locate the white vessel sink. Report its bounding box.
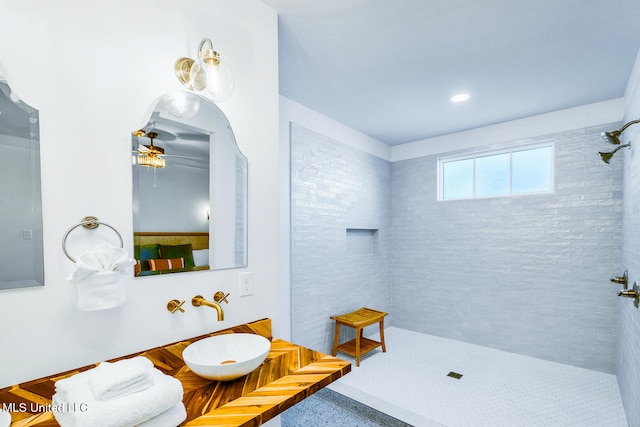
[182,333,271,381]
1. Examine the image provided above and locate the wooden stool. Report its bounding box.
[331,307,388,367]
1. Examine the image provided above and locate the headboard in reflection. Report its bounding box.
[0,65,44,289]
[132,92,247,276]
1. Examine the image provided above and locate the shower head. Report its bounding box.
[601,130,623,145]
[599,151,614,164]
[599,143,631,164]
[601,118,640,145]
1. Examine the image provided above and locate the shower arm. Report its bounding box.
[599,142,631,164]
[602,119,640,145]
[617,118,640,134]
[608,143,631,156]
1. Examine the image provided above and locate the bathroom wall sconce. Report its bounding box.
[599,143,631,164]
[619,281,639,308]
[601,118,640,145]
[174,38,234,102]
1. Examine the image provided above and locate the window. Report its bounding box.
[439,144,553,200]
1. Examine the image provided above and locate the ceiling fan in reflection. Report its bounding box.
[132,129,203,169]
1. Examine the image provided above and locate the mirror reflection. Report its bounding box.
[132,92,247,276]
[0,65,44,289]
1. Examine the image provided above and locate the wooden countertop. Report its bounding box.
[0,318,351,426]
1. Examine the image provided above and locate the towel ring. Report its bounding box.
[62,216,124,263]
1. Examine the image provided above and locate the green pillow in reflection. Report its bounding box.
[158,244,195,269]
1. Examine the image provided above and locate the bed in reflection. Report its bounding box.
[133,232,210,276]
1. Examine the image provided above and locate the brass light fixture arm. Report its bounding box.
[174,38,224,91]
[197,38,221,67]
[198,38,214,54]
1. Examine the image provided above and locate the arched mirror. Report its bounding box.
[132,92,247,276]
[0,65,44,289]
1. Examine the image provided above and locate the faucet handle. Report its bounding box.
[167,299,186,313]
[610,270,628,288]
[618,281,640,308]
[214,291,230,304]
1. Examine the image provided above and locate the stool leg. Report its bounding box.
[379,319,386,352]
[332,322,341,357]
[355,326,362,367]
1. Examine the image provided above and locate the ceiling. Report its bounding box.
[261,0,640,145]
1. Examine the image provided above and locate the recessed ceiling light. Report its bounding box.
[451,93,470,103]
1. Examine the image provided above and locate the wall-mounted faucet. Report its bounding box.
[192,291,230,321]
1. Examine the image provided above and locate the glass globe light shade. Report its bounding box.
[161,92,201,119]
[188,50,234,103]
[204,61,234,102]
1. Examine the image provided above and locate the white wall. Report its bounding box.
[618,45,640,427]
[278,96,391,342]
[0,0,280,387]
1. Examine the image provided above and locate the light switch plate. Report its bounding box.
[239,272,254,296]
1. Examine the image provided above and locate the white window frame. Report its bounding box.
[437,143,555,201]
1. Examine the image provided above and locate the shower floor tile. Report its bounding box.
[328,327,627,427]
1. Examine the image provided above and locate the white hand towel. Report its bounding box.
[136,402,187,427]
[89,356,154,400]
[66,244,135,311]
[52,366,183,427]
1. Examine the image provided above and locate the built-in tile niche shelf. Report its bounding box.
[346,228,379,257]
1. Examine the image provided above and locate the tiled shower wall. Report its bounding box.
[291,119,624,375]
[619,49,640,427]
[290,123,392,353]
[391,126,623,374]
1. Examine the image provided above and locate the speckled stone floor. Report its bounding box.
[281,387,411,427]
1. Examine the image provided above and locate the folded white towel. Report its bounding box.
[136,402,186,427]
[52,366,183,427]
[66,244,135,311]
[0,410,11,427]
[89,356,154,400]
